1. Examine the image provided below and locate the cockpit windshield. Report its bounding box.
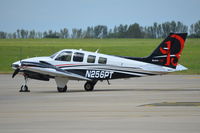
[50,52,58,59]
[55,51,72,61]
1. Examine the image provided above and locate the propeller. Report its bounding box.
[12,47,23,78]
[12,68,20,78]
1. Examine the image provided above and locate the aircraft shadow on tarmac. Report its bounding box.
[34,88,200,94]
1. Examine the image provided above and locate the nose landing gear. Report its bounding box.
[19,75,30,92]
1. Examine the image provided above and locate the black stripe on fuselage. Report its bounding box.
[66,69,143,79]
[58,64,156,76]
[65,68,156,76]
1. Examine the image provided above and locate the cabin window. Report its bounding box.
[55,51,72,61]
[87,55,96,63]
[98,57,107,64]
[73,52,84,62]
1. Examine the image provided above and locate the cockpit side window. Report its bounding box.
[98,57,107,64]
[73,52,84,62]
[87,55,96,63]
[55,51,72,61]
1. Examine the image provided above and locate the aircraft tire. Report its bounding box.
[84,82,94,91]
[20,85,30,92]
[57,85,67,92]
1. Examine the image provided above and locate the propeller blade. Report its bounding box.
[12,68,20,78]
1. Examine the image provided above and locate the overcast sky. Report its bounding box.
[0,0,200,32]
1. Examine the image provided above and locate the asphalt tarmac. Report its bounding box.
[0,74,200,133]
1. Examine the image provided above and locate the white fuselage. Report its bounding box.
[12,49,185,80]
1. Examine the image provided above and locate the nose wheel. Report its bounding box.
[19,75,30,92]
[20,85,30,92]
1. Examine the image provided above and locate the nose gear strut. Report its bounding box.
[19,75,30,92]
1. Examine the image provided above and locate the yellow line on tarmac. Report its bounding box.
[140,102,200,107]
[184,77,200,79]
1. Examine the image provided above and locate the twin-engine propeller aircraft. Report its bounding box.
[12,33,187,92]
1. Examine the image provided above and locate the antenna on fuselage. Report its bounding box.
[95,49,99,53]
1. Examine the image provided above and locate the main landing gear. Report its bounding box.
[19,75,30,92]
[57,80,97,92]
[84,80,97,91]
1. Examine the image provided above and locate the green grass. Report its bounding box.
[0,38,199,74]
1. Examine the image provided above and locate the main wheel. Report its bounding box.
[57,85,67,92]
[20,85,30,92]
[84,82,94,91]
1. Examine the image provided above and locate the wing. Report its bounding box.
[20,61,90,81]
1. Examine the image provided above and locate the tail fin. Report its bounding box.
[145,33,187,69]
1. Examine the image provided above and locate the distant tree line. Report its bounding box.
[1,20,200,39]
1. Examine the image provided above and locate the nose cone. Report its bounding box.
[12,61,21,69]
